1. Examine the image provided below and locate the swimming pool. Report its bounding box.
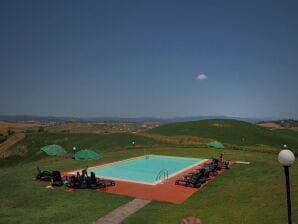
[85,155,205,185]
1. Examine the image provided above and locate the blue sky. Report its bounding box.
[0,0,298,118]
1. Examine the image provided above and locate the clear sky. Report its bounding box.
[1,0,298,119]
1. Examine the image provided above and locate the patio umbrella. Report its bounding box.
[74,149,100,160]
[40,144,66,156]
[207,141,225,149]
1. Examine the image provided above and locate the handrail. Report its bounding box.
[155,170,163,180]
[155,169,169,182]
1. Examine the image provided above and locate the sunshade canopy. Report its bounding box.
[74,149,100,160]
[40,144,66,156]
[207,141,225,149]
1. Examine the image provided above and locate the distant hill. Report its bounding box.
[148,119,298,150]
[0,114,268,124]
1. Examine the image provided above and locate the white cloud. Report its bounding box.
[196,73,207,81]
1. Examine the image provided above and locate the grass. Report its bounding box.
[0,162,132,224]
[1,132,172,167]
[0,131,168,224]
[149,119,298,152]
[123,148,298,224]
[1,146,297,224]
[1,121,298,223]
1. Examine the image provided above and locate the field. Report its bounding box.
[0,119,297,223]
[149,119,298,152]
[44,122,160,134]
[0,121,46,158]
[258,120,298,131]
[0,121,45,134]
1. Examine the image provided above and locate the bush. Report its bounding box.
[7,129,14,136]
[0,135,7,144]
[26,129,36,133]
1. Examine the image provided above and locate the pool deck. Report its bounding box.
[99,159,231,204]
[65,155,206,185]
[63,157,232,204]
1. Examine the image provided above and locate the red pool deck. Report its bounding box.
[64,158,232,204]
[103,169,198,204]
[100,160,231,204]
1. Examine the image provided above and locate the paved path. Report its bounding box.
[94,198,151,224]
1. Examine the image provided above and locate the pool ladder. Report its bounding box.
[155,169,169,183]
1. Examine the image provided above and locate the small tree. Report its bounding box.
[7,129,14,136]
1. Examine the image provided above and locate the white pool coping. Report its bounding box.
[67,155,208,186]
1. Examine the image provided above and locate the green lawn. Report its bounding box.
[124,148,298,224]
[0,131,297,223]
[149,119,298,151]
[2,132,172,168]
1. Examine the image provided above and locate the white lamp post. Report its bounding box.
[72,146,76,159]
[278,147,295,224]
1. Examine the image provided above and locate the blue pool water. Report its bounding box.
[88,155,203,184]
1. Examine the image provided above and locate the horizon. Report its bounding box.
[0,113,295,121]
[1,1,298,119]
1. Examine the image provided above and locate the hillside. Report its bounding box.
[148,119,298,150]
[0,132,174,167]
[0,133,25,158]
[0,121,44,134]
[258,119,298,131]
[1,119,298,223]
[45,122,159,134]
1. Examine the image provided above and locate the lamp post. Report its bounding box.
[278,147,295,224]
[72,146,76,159]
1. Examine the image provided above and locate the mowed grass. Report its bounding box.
[0,132,171,224]
[0,129,297,223]
[2,132,172,167]
[124,149,298,224]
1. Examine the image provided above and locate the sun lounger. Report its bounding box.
[36,167,52,181]
[175,176,202,188]
[96,177,115,187]
[51,171,63,186]
[67,171,115,189]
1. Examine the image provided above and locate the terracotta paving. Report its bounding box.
[104,175,196,204]
[64,159,232,205]
[103,160,231,204]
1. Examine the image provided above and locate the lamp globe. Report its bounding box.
[278,149,295,167]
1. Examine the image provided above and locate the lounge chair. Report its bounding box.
[209,158,230,170]
[51,171,63,186]
[67,170,92,189]
[96,177,115,187]
[183,168,209,182]
[67,175,81,189]
[176,170,206,188]
[36,167,52,181]
[90,172,107,189]
[201,159,222,172]
[218,160,230,169]
[175,176,202,188]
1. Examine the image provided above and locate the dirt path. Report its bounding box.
[0,132,25,158]
[93,198,151,224]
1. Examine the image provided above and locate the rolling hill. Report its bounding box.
[148,119,298,151]
[1,119,298,223]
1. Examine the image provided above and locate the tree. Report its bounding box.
[7,129,14,136]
